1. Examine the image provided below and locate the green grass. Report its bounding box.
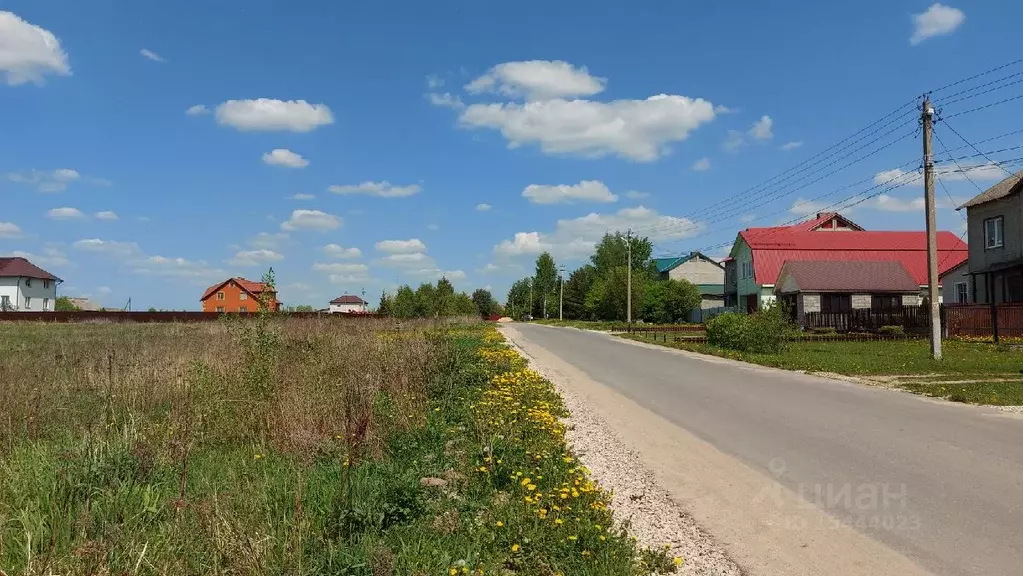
[896,380,1023,405]
[535,319,702,331]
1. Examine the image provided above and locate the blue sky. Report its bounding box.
[2,0,1021,309]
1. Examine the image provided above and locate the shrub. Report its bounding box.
[811,327,837,335]
[706,305,794,353]
[879,325,905,335]
[706,312,748,350]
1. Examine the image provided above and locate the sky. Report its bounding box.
[2,0,1022,310]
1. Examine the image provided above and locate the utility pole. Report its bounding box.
[626,229,633,325]
[528,278,533,320]
[922,97,942,360]
[559,265,565,321]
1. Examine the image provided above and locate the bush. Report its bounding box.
[811,327,837,335]
[706,305,794,353]
[879,325,905,335]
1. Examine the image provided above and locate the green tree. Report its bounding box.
[563,265,597,320]
[534,252,558,319]
[435,277,456,316]
[54,296,80,312]
[452,292,477,316]
[585,266,647,322]
[392,285,417,318]
[294,305,315,312]
[471,288,497,318]
[377,291,393,316]
[506,279,532,320]
[591,232,654,274]
[414,282,437,317]
[640,279,702,323]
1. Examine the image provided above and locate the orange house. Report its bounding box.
[200,277,280,313]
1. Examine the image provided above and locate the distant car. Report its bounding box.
[523,314,533,321]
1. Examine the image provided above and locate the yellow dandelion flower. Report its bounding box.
[511,543,521,553]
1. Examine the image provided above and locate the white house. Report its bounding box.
[0,257,62,312]
[329,294,368,313]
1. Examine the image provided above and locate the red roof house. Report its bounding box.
[726,212,968,313]
[200,277,279,313]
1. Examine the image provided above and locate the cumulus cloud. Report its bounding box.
[94,210,118,220]
[692,157,711,171]
[911,3,965,45]
[465,60,606,101]
[72,238,142,257]
[376,239,427,254]
[140,48,165,62]
[789,198,834,218]
[749,115,773,141]
[0,11,71,85]
[280,209,342,232]
[249,232,289,249]
[626,190,651,200]
[289,193,315,200]
[313,262,370,275]
[494,206,702,259]
[426,74,444,89]
[460,94,716,162]
[262,148,309,168]
[329,181,422,198]
[522,180,618,205]
[185,104,209,116]
[47,207,85,220]
[215,99,334,132]
[873,162,1004,187]
[132,255,226,281]
[723,130,746,152]
[227,249,284,266]
[7,168,81,192]
[11,246,68,267]
[323,244,361,258]
[427,92,465,109]
[0,221,23,238]
[476,203,492,211]
[781,141,804,151]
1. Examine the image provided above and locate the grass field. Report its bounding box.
[0,317,676,575]
[623,335,1023,406]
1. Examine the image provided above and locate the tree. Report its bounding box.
[506,279,532,320]
[471,288,497,318]
[591,232,654,274]
[452,293,478,316]
[54,296,80,312]
[563,265,597,320]
[641,279,702,324]
[585,266,647,321]
[377,291,393,316]
[435,277,456,317]
[414,282,437,317]
[534,252,558,319]
[294,305,315,312]
[392,285,417,318]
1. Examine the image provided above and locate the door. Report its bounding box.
[745,294,758,314]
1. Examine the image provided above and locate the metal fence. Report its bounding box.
[944,303,1023,341]
[802,306,930,333]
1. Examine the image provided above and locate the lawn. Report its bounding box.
[0,317,677,575]
[534,319,702,332]
[623,335,1023,406]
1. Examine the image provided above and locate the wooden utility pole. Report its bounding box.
[626,229,633,325]
[922,97,942,359]
[559,265,565,321]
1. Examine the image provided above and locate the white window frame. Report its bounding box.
[24,296,32,310]
[984,216,1004,249]
[955,281,968,304]
[741,261,753,279]
[217,291,225,301]
[43,298,50,311]
[1,295,9,309]
[216,306,225,313]
[239,292,247,300]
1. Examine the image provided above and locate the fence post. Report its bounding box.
[939,304,947,339]
[991,303,1000,344]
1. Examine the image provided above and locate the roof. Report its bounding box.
[938,258,969,279]
[739,230,967,286]
[794,212,865,231]
[0,257,62,282]
[776,261,920,294]
[696,283,725,296]
[653,252,724,274]
[330,294,367,305]
[958,169,1023,209]
[200,277,274,301]
[67,297,102,311]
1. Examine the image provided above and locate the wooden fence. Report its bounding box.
[0,311,380,323]
[802,306,930,333]
[944,303,1023,340]
[623,324,706,333]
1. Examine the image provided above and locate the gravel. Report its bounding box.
[504,335,744,576]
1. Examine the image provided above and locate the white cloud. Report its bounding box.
[426,74,444,89]
[873,162,1003,187]
[781,141,803,151]
[185,104,209,116]
[262,148,309,168]
[427,92,465,109]
[215,99,334,132]
[0,222,23,238]
[692,157,711,171]
[249,232,289,249]
[376,239,427,254]
[739,214,757,223]
[11,246,68,267]
[47,207,86,220]
[72,238,141,257]
[476,203,492,211]
[427,223,440,231]
[132,255,225,281]
[289,193,315,200]
[313,262,369,274]
[139,48,165,62]
[460,94,716,162]
[789,198,834,218]
[465,60,606,101]
[522,180,618,205]
[228,249,284,266]
[280,209,342,232]
[442,270,466,280]
[94,210,119,220]
[626,190,651,200]
[377,252,433,267]
[329,181,422,198]
[0,11,71,85]
[911,3,965,45]
[324,244,361,258]
[8,168,81,192]
[494,206,701,260]
[749,115,773,141]
[867,195,925,212]
[478,262,524,275]
[723,130,746,152]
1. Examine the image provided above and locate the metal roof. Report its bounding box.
[0,257,62,282]
[958,169,1023,209]
[776,261,920,294]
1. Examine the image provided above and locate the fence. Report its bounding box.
[0,311,380,323]
[944,303,1023,341]
[802,306,930,333]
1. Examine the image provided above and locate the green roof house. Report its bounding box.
[652,252,725,321]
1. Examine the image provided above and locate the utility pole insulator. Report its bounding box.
[922,97,943,360]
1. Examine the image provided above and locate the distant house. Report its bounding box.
[0,256,61,311]
[776,261,923,324]
[66,297,102,311]
[200,277,279,313]
[653,252,726,320]
[956,169,1023,303]
[939,260,972,304]
[726,212,968,312]
[329,294,368,314]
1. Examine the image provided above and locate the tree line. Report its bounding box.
[377,277,502,319]
[506,231,702,323]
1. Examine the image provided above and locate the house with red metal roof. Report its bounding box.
[200,277,279,313]
[0,256,62,311]
[725,212,968,313]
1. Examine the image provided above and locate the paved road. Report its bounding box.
[512,324,1023,576]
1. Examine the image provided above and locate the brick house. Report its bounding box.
[776,261,923,324]
[200,277,279,313]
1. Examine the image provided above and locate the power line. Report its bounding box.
[930,58,1023,94]
[938,117,1017,177]
[933,130,986,193]
[934,69,1023,103]
[944,93,1023,119]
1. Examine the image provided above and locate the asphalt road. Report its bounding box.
[512,324,1023,576]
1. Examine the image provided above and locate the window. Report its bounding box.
[239,306,248,314]
[217,291,225,300]
[871,294,902,311]
[24,297,32,310]
[216,306,224,313]
[955,282,969,304]
[1,295,9,310]
[820,294,851,313]
[984,216,1004,249]
[43,298,50,311]
[43,280,50,289]
[25,278,31,287]
[741,261,753,279]
[239,292,247,300]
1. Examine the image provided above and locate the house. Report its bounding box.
[726,212,968,312]
[200,277,279,313]
[939,260,972,304]
[0,256,61,311]
[329,294,368,314]
[956,169,1023,303]
[67,297,102,311]
[776,261,923,324]
[653,252,726,320]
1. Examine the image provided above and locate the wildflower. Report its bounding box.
[674,557,684,566]
[568,535,578,541]
[495,521,503,527]
[511,543,521,553]
[450,569,457,576]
